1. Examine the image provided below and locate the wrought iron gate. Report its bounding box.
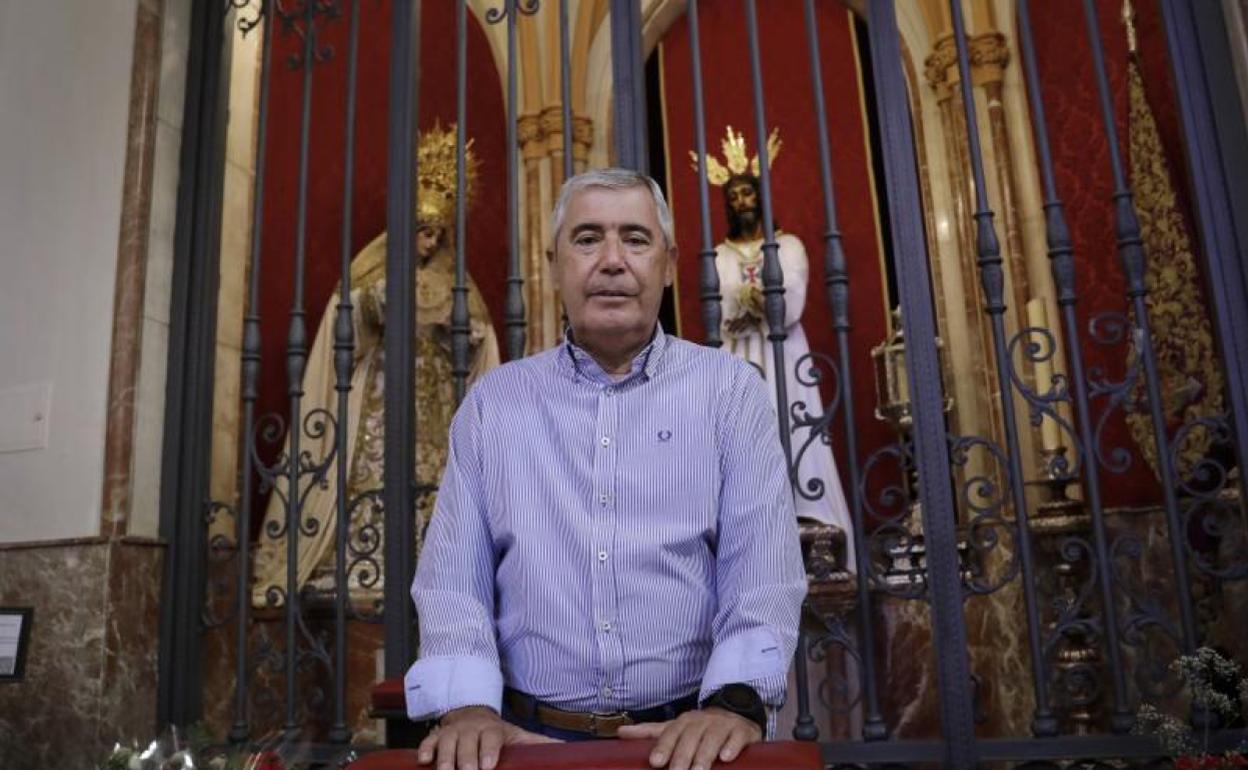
[156,0,1248,766]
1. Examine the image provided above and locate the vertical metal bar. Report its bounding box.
[328,0,362,745]
[229,0,277,744]
[1016,0,1133,733]
[384,0,420,679]
[282,0,319,734]
[559,0,574,182]
[742,1,812,739]
[1160,0,1248,507]
[504,0,527,359]
[157,0,229,728]
[948,0,1056,736]
[801,0,884,741]
[687,0,721,349]
[864,1,976,763]
[452,0,470,403]
[742,0,792,468]
[1080,0,1198,654]
[608,0,648,171]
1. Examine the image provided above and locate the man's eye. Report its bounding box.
[625,236,650,248]
[574,235,599,247]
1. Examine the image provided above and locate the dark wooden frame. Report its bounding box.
[0,607,34,682]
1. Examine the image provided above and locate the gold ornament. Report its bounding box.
[1124,55,1224,480]
[688,125,782,186]
[416,121,480,229]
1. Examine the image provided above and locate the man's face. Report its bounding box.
[551,186,676,344]
[726,179,760,231]
[415,225,441,261]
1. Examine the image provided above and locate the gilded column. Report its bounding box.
[519,113,547,352]
[542,106,568,195]
[972,33,1040,406]
[925,36,1007,460]
[572,115,593,174]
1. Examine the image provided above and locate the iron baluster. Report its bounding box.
[687,0,722,349]
[1016,0,1133,733]
[742,0,811,739]
[327,0,361,744]
[281,0,322,733]
[741,0,791,468]
[383,0,419,679]
[452,0,470,404]
[948,0,1056,737]
[229,0,276,744]
[865,1,977,763]
[801,0,885,741]
[559,0,574,182]
[1080,0,1198,655]
[1158,0,1248,514]
[498,0,528,359]
[608,0,648,172]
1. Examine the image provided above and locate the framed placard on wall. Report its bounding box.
[0,607,33,681]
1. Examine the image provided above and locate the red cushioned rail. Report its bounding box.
[347,741,822,770]
[372,678,406,714]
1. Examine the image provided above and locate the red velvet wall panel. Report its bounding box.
[658,1,894,519]
[1026,0,1199,505]
[253,1,508,464]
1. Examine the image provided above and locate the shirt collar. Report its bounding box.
[557,324,668,386]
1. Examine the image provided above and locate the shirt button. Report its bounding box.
[602,686,613,698]
[604,387,615,397]
[598,493,610,505]
[600,436,611,448]
[598,550,608,562]
[600,620,611,632]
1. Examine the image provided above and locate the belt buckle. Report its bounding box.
[588,711,633,738]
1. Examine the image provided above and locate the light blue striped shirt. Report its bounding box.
[404,327,806,725]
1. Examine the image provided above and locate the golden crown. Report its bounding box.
[688,125,782,186]
[416,121,480,229]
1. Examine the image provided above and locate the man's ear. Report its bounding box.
[664,245,678,287]
[545,247,555,265]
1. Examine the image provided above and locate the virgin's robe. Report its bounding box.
[252,232,499,607]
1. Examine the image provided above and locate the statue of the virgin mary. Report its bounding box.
[252,123,500,608]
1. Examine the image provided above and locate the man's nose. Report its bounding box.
[598,234,626,271]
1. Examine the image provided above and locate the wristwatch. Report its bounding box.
[700,683,767,733]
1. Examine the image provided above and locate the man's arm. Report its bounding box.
[699,362,807,716]
[404,389,504,720]
[620,363,807,769]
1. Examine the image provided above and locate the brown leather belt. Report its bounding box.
[503,688,698,739]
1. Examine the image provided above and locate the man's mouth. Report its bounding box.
[590,289,635,298]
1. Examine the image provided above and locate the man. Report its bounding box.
[405,168,806,770]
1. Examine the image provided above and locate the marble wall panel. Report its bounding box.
[0,540,161,770]
[97,541,164,756]
[129,316,169,538]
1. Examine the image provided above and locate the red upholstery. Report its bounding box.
[347,741,822,770]
[371,677,406,715]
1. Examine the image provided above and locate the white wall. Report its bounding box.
[0,0,139,541]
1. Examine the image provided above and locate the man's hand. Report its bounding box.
[416,706,560,770]
[617,707,763,770]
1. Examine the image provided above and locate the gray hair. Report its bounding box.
[550,168,675,249]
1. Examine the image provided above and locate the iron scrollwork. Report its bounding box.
[948,434,1020,596]
[485,0,541,25]
[789,351,844,503]
[226,0,267,36]
[274,0,341,68]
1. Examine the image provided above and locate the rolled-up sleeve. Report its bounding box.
[404,390,503,720]
[699,364,807,720]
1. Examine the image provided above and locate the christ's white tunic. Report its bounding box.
[716,233,855,569]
